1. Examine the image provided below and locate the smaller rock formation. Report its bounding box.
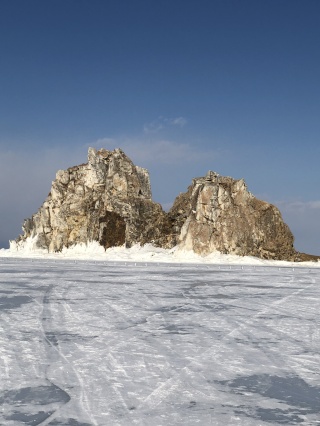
[168,171,296,260]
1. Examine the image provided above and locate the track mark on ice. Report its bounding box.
[38,285,98,426]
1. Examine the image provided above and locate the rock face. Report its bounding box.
[16,147,299,260]
[17,148,172,252]
[168,171,296,260]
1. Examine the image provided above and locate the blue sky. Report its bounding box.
[1,0,319,254]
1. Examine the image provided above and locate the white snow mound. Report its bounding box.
[0,236,319,267]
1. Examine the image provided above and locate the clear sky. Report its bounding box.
[1,0,319,254]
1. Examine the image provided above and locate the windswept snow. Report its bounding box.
[0,255,319,425]
[3,238,320,268]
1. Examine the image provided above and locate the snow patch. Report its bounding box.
[0,237,319,267]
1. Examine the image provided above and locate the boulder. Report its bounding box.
[169,171,296,260]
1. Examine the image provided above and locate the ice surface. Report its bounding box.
[0,257,319,425]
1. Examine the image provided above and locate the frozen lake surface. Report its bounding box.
[0,257,319,425]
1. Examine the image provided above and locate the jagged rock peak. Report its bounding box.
[16,147,172,252]
[83,147,152,199]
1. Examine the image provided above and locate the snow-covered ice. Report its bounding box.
[0,249,320,424]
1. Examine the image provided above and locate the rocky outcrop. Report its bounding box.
[168,171,296,260]
[16,147,307,261]
[17,148,173,252]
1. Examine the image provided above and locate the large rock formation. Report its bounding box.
[168,171,296,260]
[17,148,173,252]
[16,147,311,261]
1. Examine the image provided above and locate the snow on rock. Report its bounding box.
[2,237,320,268]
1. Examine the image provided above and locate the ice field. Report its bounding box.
[0,256,320,425]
